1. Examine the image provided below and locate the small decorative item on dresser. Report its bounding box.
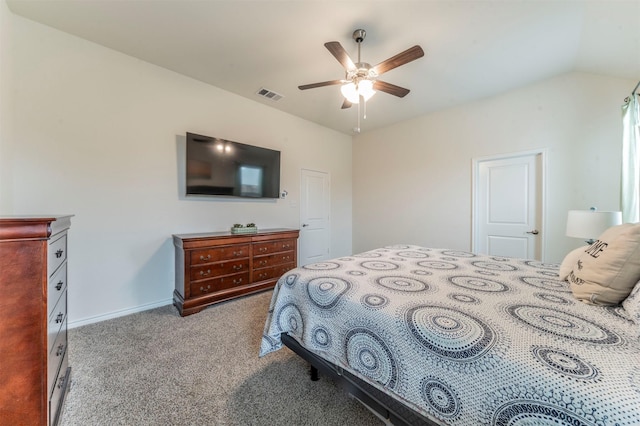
[231,223,258,234]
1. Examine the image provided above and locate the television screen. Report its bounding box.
[185,132,281,199]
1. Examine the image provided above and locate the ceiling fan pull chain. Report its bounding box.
[363,97,367,120]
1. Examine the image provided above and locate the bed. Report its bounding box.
[260,245,640,425]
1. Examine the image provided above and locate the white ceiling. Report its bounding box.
[7,0,640,135]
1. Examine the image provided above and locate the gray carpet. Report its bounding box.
[59,290,383,425]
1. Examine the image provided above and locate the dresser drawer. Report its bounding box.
[191,244,249,265]
[190,272,249,296]
[48,291,66,355]
[48,319,67,397]
[48,234,67,277]
[49,351,69,426]
[254,263,296,282]
[253,239,296,255]
[48,264,67,312]
[190,259,248,281]
[253,251,295,270]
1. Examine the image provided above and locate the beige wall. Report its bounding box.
[4,10,352,326]
[0,0,13,211]
[353,72,631,263]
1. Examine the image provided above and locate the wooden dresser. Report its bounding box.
[0,215,72,426]
[173,228,299,316]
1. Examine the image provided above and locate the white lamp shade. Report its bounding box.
[340,80,376,104]
[358,79,376,101]
[566,210,622,240]
[340,83,359,103]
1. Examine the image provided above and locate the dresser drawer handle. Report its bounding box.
[200,269,211,277]
[200,285,211,293]
[259,260,268,266]
[259,247,267,252]
[199,254,211,261]
[259,273,267,279]
[55,312,64,323]
[282,256,290,261]
[57,375,66,389]
[233,264,243,270]
[56,343,65,357]
[233,278,243,284]
[55,280,64,291]
[55,249,64,258]
[282,244,290,249]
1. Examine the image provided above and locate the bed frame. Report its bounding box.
[281,333,439,426]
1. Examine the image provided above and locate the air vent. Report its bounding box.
[256,87,284,102]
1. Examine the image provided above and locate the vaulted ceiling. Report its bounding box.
[7,0,640,135]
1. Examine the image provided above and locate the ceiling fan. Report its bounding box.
[299,29,425,110]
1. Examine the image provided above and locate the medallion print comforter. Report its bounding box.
[260,245,640,425]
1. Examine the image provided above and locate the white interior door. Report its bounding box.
[473,151,544,260]
[299,169,330,266]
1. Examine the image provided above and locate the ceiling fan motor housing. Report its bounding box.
[346,63,377,83]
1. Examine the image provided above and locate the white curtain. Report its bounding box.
[622,93,640,223]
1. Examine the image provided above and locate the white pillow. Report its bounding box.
[559,245,588,281]
[568,223,640,305]
[622,280,640,327]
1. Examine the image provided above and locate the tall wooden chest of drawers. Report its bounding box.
[173,228,299,316]
[0,215,72,426]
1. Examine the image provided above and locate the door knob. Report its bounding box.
[526,230,539,235]
[302,223,309,227]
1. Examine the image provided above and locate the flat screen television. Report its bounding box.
[185,132,281,199]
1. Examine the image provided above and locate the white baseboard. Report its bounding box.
[68,298,174,329]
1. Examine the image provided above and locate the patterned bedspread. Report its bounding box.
[260,245,640,425]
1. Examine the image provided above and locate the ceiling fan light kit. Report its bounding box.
[341,79,375,104]
[299,29,424,132]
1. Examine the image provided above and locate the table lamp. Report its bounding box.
[566,208,622,244]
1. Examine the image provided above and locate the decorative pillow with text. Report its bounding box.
[559,245,588,281]
[568,223,640,305]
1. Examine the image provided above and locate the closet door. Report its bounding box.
[473,151,544,260]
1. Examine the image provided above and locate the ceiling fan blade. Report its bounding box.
[373,80,411,98]
[325,41,356,71]
[341,99,352,109]
[298,80,344,90]
[373,45,424,75]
